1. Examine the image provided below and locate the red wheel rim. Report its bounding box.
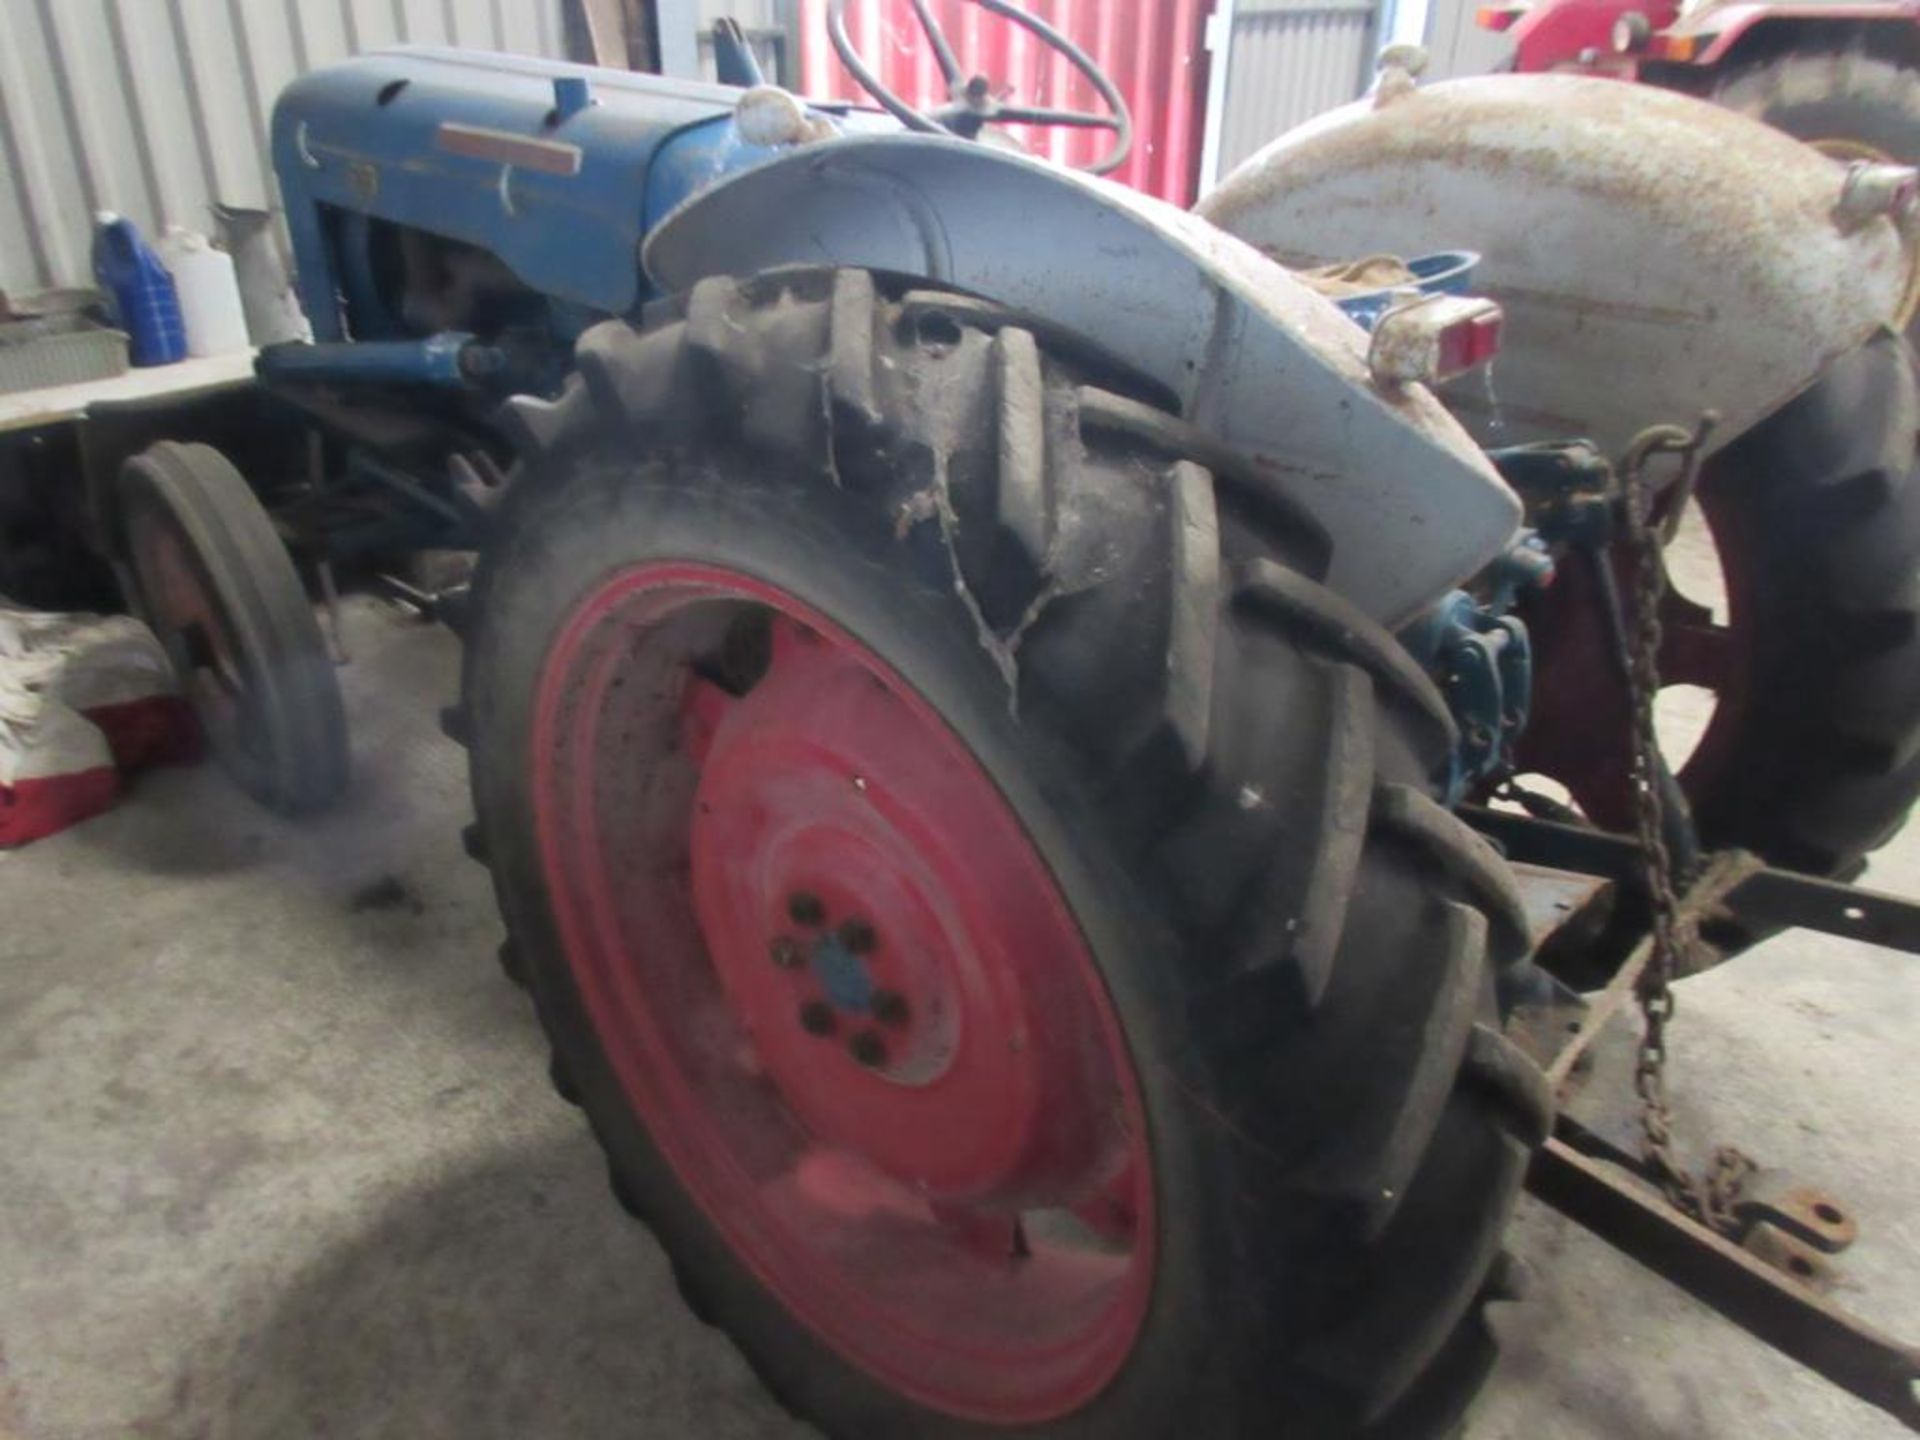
[531,563,1155,1423]
[1514,485,1751,828]
[125,502,251,761]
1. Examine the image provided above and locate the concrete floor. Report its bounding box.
[0,592,1915,1439]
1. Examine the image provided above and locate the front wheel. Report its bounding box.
[115,441,348,814]
[454,270,1547,1437]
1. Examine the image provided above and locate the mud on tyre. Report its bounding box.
[452,268,1548,1437]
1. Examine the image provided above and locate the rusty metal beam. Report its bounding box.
[1727,868,1920,957]
[1541,849,1760,1091]
[1462,804,1645,883]
[1468,808,1920,962]
[1529,1130,1920,1431]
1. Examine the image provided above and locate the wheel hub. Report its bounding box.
[689,618,1107,1204]
[126,506,249,753]
[531,564,1154,1422]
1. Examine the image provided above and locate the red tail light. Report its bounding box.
[1437,308,1504,376]
[1369,295,1505,389]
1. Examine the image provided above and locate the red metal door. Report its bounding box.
[796,0,1211,205]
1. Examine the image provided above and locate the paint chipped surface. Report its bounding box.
[1201,73,1908,462]
[647,132,1523,625]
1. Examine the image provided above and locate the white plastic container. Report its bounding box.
[157,227,251,357]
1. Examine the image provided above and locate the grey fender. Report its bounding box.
[643,132,1520,627]
[1198,74,1909,464]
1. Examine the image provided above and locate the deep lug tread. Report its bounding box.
[461,266,1543,1440]
[497,378,587,461]
[1296,1106,1529,1426]
[1164,460,1222,769]
[1371,784,1531,965]
[1299,900,1486,1234]
[827,268,882,432]
[992,325,1053,568]
[438,703,471,748]
[1235,557,1458,775]
[460,821,486,863]
[1462,1022,1555,1146]
[1644,56,1920,874]
[1679,326,1920,875]
[576,320,684,435]
[1178,657,1375,1027]
[1078,386,1332,576]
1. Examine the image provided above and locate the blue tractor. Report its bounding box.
[99,5,1920,1435]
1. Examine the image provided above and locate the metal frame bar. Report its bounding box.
[1728,867,1920,956]
[1487,807,1920,1429]
[1531,1124,1920,1429]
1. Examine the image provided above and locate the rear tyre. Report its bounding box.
[1714,47,1920,164]
[1712,48,1920,329]
[458,269,1545,1437]
[116,441,348,814]
[1684,330,1920,873]
[1517,331,1920,877]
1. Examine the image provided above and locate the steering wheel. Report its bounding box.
[826,0,1134,176]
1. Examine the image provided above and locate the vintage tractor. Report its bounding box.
[98,3,1920,1435]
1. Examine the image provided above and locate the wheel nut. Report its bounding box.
[788,891,825,926]
[848,1029,887,1068]
[799,1000,836,1036]
[769,935,803,969]
[870,989,909,1027]
[838,916,876,953]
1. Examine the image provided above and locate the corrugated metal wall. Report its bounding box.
[0,0,565,297]
[695,0,797,83]
[1209,0,1377,180]
[1422,0,1511,81]
[791,0,1210,205]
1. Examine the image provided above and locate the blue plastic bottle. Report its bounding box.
[92,212,187,366]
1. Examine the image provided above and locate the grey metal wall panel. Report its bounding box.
[0,0,565,297]
[1422,0,1513,80]
[693,0,794,85]
[1213,0,1376,180]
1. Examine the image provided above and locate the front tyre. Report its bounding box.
[116,441,348,814]
[457,270,1546,1437]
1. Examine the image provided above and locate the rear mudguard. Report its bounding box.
[1198,74,1909,464]
[643,132,1519,627]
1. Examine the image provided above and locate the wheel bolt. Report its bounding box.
[838,916,876,953]
[848,1029,887,1068]
[870,989,909,1027]
[799,1000,836,1036]
[769,935,803,970]
[788,891,825,926]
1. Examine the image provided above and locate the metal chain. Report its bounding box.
[1617,417,1755,1235]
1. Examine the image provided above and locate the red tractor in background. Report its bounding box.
[1482,0,1920,261]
